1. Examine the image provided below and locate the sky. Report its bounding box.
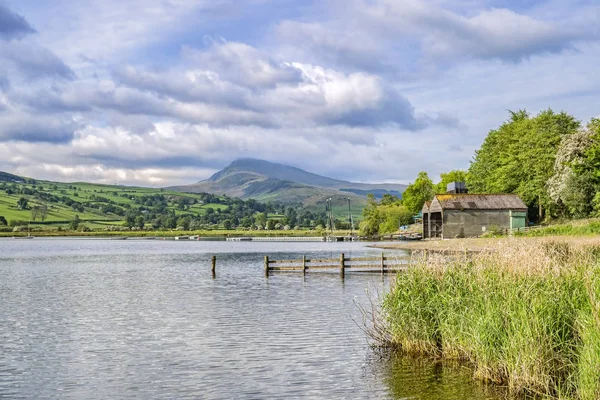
[0,0,599,186]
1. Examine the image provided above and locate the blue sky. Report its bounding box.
[0,0,599,186]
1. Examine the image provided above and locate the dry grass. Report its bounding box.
[373,235,600,254]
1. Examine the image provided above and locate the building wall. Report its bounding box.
[443,209,511,238]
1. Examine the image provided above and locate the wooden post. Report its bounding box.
[264,256,270,277]
[381,252,385,275]
[211,255,216,277]
[302,255,306,275]
[340,253,345,279]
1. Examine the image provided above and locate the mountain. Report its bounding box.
[167,159,407,209]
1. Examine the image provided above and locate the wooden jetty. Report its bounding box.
[226,236,359,242]
[263,253,411,277]
[227,236,326,242]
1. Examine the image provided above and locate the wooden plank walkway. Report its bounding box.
[263,253,413,278]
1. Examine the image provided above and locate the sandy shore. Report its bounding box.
[372,235,600,253]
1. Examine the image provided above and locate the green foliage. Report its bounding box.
[69,215,80,231]
[254,212,267,228]
[401,171,434,214]
[0,216,6,226]
[378,205,414,234]
[0,176,335,232]
[468,109,580,219]
[381,244,600,398]
[435,170,467,194]
[359,194,382,236]
[359,194,412,236]
[16,197,28,210]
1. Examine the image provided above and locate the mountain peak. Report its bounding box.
[169,158,407,206]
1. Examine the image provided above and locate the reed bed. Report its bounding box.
[377,241,600,399]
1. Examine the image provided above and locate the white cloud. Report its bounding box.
[1,0,600,188]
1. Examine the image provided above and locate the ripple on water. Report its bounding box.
[0,240,506,399]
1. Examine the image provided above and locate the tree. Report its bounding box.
[222,219,232,230]
[378,205,413,234]
[380,194,400,206]
[39,203,48,222]
[468,109,579,220]
[69,215,80,231]
[547,126,594,217]
[0,216,7,226]
[30,203,48,222]
[401,172,434,214]
[135,215,145,229]
[359,194,413,236]
[435,170,467,194]
[17,197,28,210]
[359,194,383,236]
[176,216,190,230]
[267,219,278,230]
[254,212,267,229]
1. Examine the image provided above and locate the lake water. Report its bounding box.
[0,239,504,399]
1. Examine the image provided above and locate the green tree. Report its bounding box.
[401,172,434,214]
[254,212,267,228]
[17,197,28,210]
[359,194,381,236]
[135,215,145,229]
[378,205,414,234]
[435,170,467,194]
[240,216,253,228]
[223,219,232,230]
[0,216,7,226]
[380,194,400,205]
[69,215,80,231]
[176,216,190,230]
[468,109,579,220]
[267,219,278,230]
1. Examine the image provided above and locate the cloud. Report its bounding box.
[113,65,251,108]
[274,20,392,73]
[423,8,586,61]
[0,114,78,143]
[1,0,599,189]
[358,0,594,62]
[0,3,35,40]
[182,40,303,89]
[0,41,74,80]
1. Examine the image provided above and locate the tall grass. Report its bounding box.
[378,241,600,399]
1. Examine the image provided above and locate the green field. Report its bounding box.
[0,174,356,233]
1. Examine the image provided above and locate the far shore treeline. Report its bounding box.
[362,109,600,235]
[0,179,350,234]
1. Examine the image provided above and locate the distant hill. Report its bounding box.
[168,158,407,210]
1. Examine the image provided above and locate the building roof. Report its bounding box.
[431,194,527,211]
[422,201,432,213]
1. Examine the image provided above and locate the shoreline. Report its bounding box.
[371,235,600,253]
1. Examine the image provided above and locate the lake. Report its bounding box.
[0,239,504,399]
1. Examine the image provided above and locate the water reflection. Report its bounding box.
[371,353,507,400]
[0,239,507,399]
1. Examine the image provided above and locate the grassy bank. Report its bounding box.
[377,241,600,399]
[515,219,600,237]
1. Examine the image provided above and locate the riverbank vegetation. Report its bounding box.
[376,241,600,399]
[370,110,600,235]
[359,170,468,236]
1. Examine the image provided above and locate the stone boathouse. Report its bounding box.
[422,194,528,239]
